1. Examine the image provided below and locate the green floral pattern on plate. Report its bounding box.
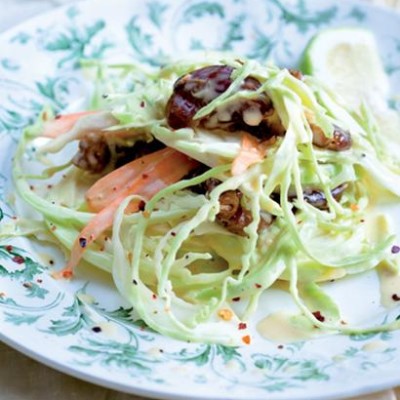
[1,0,400,399]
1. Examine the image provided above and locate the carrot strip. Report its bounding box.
[231,133,267,176]
[86,148,173,213]
[42,111,98,138]
[56,149,199,278]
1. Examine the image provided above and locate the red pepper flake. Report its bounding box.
[50,225,57,232]
[140,101,146,108]
[138,200,146,211]
[47,184,53,189]
[350,203,359,212]
[232,297,241,302]
[79,237,87,248]
[255,283,262,289]
[62,270,73,279]
[55,114,62,120]
[312,311,325,322]
[112,186,118,191]
[391,245,400,254]
[152,293,157,300]
[241,335,251,345]
[238,322,247,330]
[142,173,149,179]
[392,294,400,301]
[5,245,13,252]
[12,255,25,264]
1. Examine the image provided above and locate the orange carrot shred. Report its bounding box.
[86,148,173,213]
[55,149,199,278]
[42,111,97,138]
[231,133,267,176]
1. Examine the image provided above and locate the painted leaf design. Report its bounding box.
[147,1,169,29]
[4,312,42,325]
[182,2,225,23]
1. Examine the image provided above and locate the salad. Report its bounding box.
[3,36,400,346]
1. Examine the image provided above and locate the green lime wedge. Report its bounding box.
[300,27,390,110]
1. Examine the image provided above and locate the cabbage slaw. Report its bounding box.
[3,52,400,346]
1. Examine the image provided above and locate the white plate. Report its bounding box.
[1,1,400,399]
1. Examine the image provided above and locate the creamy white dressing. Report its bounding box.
[256,312,321,343]
[243,106,263,126]
[193,80,220,102]
[378,265,400,308]
[362,340,389,352]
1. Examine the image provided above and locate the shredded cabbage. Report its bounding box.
[3,52,400,346]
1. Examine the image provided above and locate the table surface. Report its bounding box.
[1,0,400,399]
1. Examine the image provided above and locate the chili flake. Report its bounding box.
[241,335,251,345]
[312,311,325,322]
[62,270,73,279]
[218,309,233,321]
[392,294,400,301]
[238,322,247,330]
[12,255,24,264]
[350,203,359,212]
[391,245,400,254]
[79,237,87,248]
[138,200,146,211]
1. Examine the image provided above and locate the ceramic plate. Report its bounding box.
[1,0,400,399]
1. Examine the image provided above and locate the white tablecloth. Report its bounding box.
[0,1,399,399]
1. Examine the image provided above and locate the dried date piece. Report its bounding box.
[311,124,352,152]
[166,65,285,140]
[216,190,253,236]
[302,183,348,210]
[72,132,111,173]
[271,183,348,211]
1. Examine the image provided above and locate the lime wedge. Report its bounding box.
[301,27,390,110]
